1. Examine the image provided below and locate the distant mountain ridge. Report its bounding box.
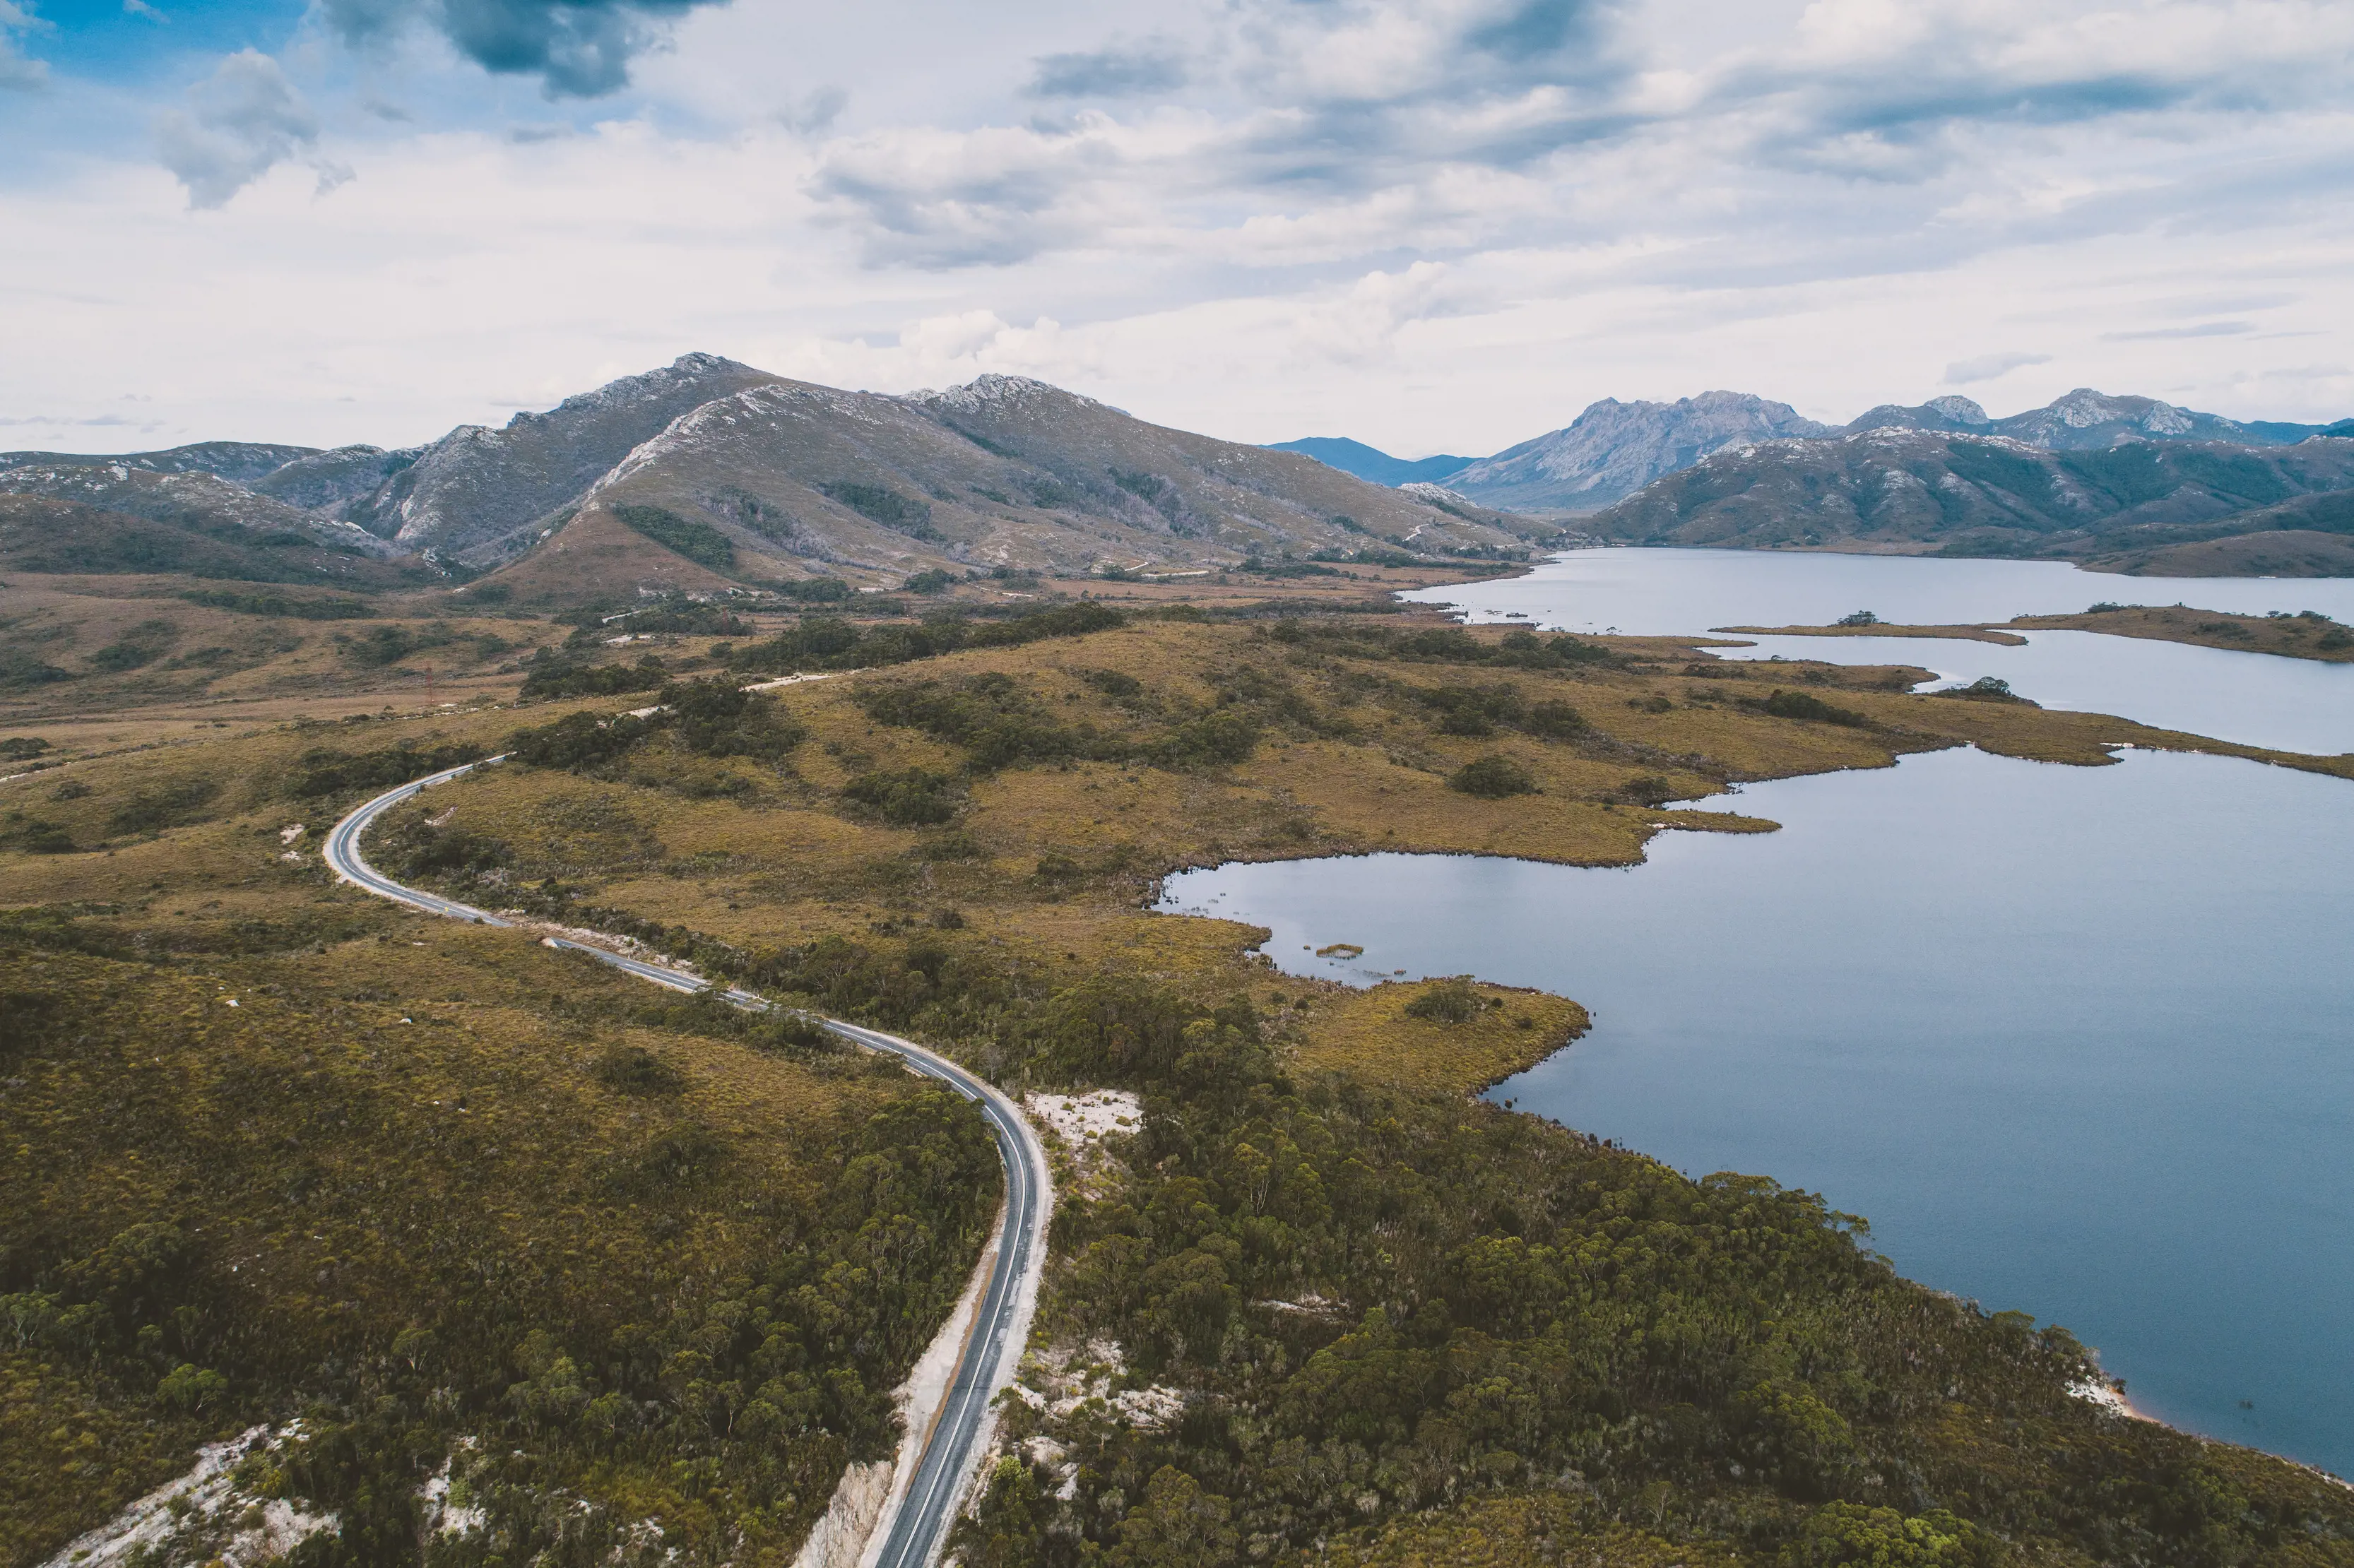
[1262,438,1474,487]
[0,357,1552,602]
[1582,424,2354,576]
[1272,388,2349,516]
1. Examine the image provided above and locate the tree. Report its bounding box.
[1113,1467,1239,1568]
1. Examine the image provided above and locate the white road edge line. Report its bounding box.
[325,756,1053,1568]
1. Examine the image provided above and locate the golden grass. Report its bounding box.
[1284,980,1589,1097]
[1715,607,2354,664]
[2008,605,2354,663]
[1717,622,2030,645]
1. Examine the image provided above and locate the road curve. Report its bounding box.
[325,759,1052,1568]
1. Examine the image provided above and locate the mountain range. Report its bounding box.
[1282,388,2354,514]
[1262,437,1474,487]
[0,356,1546,605]
[1583,425,2354,576]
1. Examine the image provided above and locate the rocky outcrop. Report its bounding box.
[1444,392,1833,513]
[1844,388,2335,449]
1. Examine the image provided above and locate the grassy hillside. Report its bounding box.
[6,605,2351,1567]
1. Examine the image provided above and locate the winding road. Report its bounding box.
[326,756,1051,1568]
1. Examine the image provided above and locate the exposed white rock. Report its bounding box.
[37,1423,336,1568]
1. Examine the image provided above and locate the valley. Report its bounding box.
[11,566,2354,1567]
[8,357,2354,1568]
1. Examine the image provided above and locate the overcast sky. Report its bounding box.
[4,0,2351,457]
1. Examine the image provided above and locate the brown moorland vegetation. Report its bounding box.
[7,605,2354,1568]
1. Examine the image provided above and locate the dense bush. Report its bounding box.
[611,502,736,570]
[1449,754,1538,797]
[506,708,656,772]
[1265,618,1614,670]
[663,678,805,759]
[723,602,1126,679]
[860,674,1111,772]
[775,576,854,604]
[820,482,938,539]
[519,652,669,699]
[1751,689,1874,727]
[288,740,487,798]
[504,680,801,778]
[179,590,375,620]
[1402,975,1485,1023]
[840,767,963,826]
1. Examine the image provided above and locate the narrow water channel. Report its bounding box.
[1158,746,2354,1478]
[1406,548,2354,754]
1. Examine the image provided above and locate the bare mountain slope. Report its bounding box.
[0,463,400,557]
[521,372,1539,593]
[1445,392,1833,513]
[0,494,430,588]
[249,445,422,511]
[1585,427,2354,573]
[904,374,1530,554]
[346,352,785,564]
[1844,388,2333,449]
[0,440,319,483]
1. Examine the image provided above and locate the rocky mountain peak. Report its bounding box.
[904,374,1101,417]
[1924,395,1991,424]
[1442,391,1831,513]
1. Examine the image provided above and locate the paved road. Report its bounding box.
[325,759,1051,1568]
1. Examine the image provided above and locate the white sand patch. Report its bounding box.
[1025,1091,1140,1201]
[1026,1090,1142,1146]
[740,670,856,693]
[1031,1338,1187,1432]
[420,1456,489,1540]
[38,1423,336,1568]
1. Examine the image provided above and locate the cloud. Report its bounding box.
[123,0,167,21]
[0,412,167,432]
[319,0,731,98]
[2101,321,2254,340]
[1944,350,2053,385]
[1291,262,1462,364]
[1027,44,1186,100]
[810,117,1140,268]
[155,49,324,209]
[0,0,48,90]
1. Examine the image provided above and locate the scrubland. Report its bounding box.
[6,602,2352,1568]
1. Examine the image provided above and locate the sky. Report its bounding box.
[2,0,2352,458]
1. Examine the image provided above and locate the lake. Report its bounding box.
[1157,548,2354,1478]
[1160,749,2354,1478]
[1403,549,2354,755]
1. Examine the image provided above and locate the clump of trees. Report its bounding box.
[1748,689,1874,727]
[1449,754,1537,797]
[505,677,805,777]
[1402,975,1487,1023]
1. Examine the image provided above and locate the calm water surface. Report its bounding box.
[1159,746,2354,1478]
[1404,549,2354,754]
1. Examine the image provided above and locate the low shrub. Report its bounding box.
[1403,976,1486,1023]
[589,1044,685,1095]
[1752,689,1873,727]
[840,768,962,826]
[1448,755,1537,798]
